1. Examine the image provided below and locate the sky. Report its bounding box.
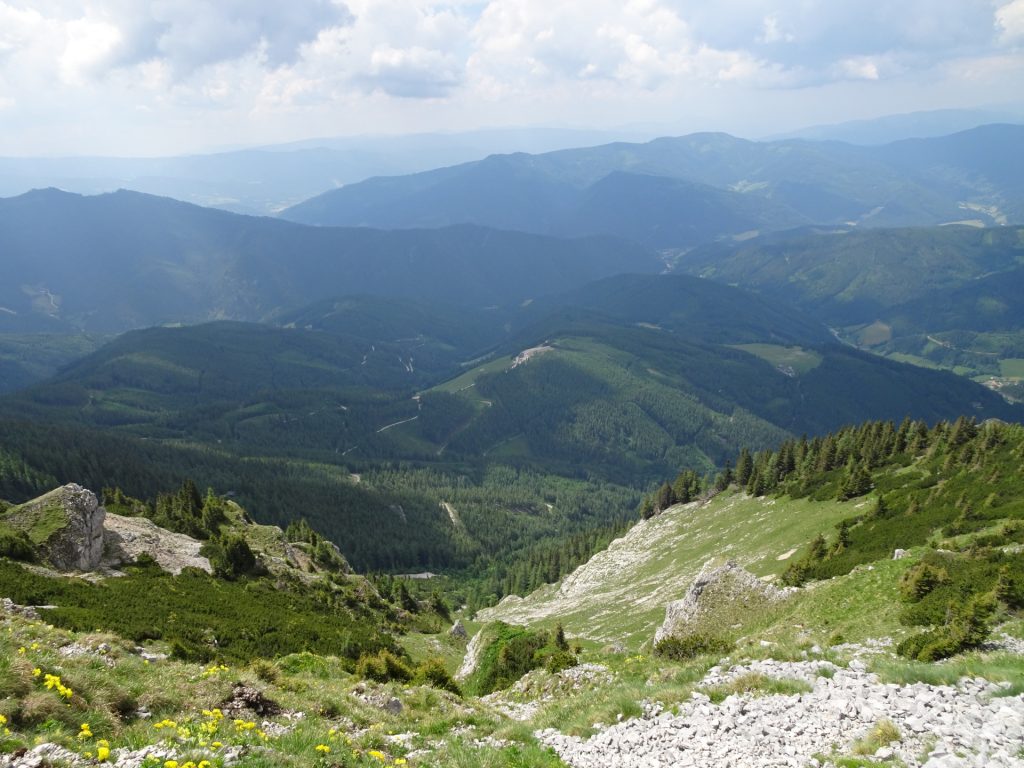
[0,0,1022,156]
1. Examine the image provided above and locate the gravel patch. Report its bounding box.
[538,649,1024,768]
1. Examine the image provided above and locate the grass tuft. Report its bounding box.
[852,719,901,755]
[699,672,812,704]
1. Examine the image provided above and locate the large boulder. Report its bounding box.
[3,484,105,571]
[654,559,795,646]
[102,513,212,574]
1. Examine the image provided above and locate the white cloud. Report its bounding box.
[996,0,1024,42]
[467,0,780,93]
[59,17,123,84]
[358,46,461,97]
[758,15,793,45]
[0,0,1020,155]
[837,56,881,81]
[0,3,43,56]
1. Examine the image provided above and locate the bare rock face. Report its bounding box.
[456,629,486,682]
[102,513,212,574]
[654,560,795,646]
[5,484,105,571]
[450,620,469,640]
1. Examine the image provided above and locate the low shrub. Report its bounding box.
[897,591,997,662]
[413,658,462,696]
[654,633,734,661]
[356,649,413,683]
[0,530,34,562]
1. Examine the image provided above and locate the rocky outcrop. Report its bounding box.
[102,513,212,574]
[654,560,794,646]
[450,620,469,640]
[4,484,105,571]
[456,629,486,682]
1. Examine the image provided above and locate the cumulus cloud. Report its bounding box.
[0,0,352,83]
[0,0,1020,154]
[357,46,462,97]
[997,0,1024,43]
[291,0,470,99]
[467,0,782,93]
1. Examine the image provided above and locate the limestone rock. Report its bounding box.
[3,484,105,571]
[654,560,795,646]
[102,513,212,574]
[450,620,469,640]
[456,629,486,681]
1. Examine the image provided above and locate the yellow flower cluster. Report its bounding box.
[200,664,229,679]
[365,749,407,765]
[161,761,211,768]
[76,722,111,763]
[42,673,73,699]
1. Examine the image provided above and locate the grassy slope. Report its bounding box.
[0,610,563,768]
[477,491,858,647]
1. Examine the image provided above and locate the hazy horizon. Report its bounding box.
[0,1,1022,157]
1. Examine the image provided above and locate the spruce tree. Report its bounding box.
[736,448,753,487]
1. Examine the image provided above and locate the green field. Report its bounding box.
[730,344,823,375]
[1001,358,1024,378]
[430,355,511,400]
[886,352,943,370]
[852,321,893,347]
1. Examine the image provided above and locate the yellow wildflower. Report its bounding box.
[164,761,178,768]
[97,745,110,762]
[315,744,331,754]
[368,750,386,761]
[32,668,41,677]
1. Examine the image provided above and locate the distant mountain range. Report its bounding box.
[282,125,1024,248]
[0,127,645,216]
[0,188,657,334]
[768,107,1024,144]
